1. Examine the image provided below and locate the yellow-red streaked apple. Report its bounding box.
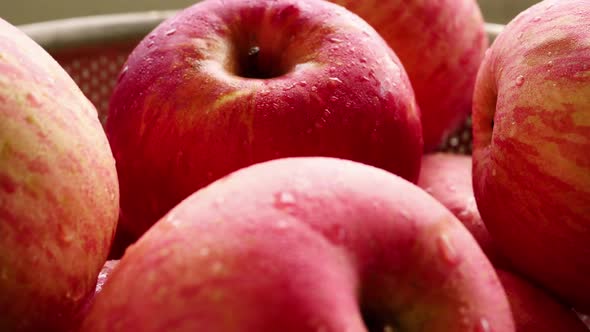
[331,0,488,150]
[107,0,423,239]
[0,18,119,332]
[472,0,590,312]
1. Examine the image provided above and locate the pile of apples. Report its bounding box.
[0,0,588,331]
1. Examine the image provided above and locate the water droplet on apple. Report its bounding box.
[517,32,524,40]
[475,318,492,332]
[359,57,367,63]
[328,77,343,84]
[199,247,210,257]
[61,232,74,245]
[298,81,307,87]
[148,33,156,39]
[147,41,155,48]
[329,66,337,73]
[165,28,177,36]
[284,83,297,91]
[458,305,469,316]
[547,60,554,66]
[328,37,343,43]
[515,75,525,87]
[211,261,224,274]
[311,85,318,92]
[399,209,410,220]
[214,196,225,207]
[361,76,370,82]
[461,316,470,328]
[275,192,296,209]
[26,93,42,107]
[330,96,339,102]
[276,219,290,229]
[448,185,457,193]
[532,16,541,22]
[247,46,260,57]
[437,233,460,266]
[458,209,471,220]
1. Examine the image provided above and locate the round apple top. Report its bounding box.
[81,157,514,332]
[106,0,423,240]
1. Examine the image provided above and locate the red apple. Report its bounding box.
[472,0,590,311]
[497,269,589,332]
[81,157,514,332]
[417,153,502,264]
[0,19,119,332]
[106,0,423,239]
[331,0,488,151]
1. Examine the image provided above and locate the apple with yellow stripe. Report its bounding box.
[472,0,590,312]
[106,0,423,240]
[81,157,514,332]
[418,154,589,330]
[0,18,119,332]
[330,0,488,151]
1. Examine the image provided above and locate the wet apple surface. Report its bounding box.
[81,157,515,332]
[472,0,590,312]
[107,0,423,240]
[331,0,488,151]
[0,18,119,332]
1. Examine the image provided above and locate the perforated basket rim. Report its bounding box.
[18,11,178,50]
[17,10,506,50]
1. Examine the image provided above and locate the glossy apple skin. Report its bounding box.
[472,0,590,311]
[0,19,119,332]
[331,0,488,151]
[69,260,120,332]
[107,0,423,239]
[497,269,589,332]
[81,157,514,332]
[417,153,502,264]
